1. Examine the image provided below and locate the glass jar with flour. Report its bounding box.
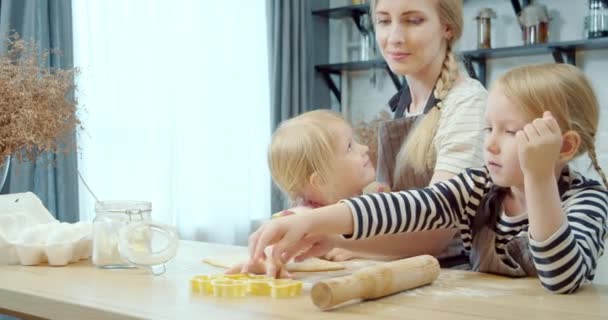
[92,200,178,274]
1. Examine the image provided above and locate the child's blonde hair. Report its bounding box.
[497,63,607,188]
[369,0,463,177]
[269,110,346,202]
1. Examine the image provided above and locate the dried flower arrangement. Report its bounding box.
[353,110,390,168]
[0,34,80,167]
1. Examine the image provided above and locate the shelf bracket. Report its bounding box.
[462,55,487,87]
[510,0,530,16]
[550,47,576,65]
[316,67,342,104]
[351,12,368,34]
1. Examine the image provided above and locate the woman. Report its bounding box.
[324,0,487,268]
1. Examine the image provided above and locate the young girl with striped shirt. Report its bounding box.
[248,63,608,293]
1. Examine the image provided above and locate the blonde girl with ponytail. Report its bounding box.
[325,0,488,266]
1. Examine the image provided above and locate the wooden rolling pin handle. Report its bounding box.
[311,255,440,310]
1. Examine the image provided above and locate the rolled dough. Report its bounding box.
[202,254,345,272]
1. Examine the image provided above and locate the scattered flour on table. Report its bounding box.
[402,271,527,298]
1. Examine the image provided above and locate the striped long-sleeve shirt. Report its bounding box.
[342,166,608,293]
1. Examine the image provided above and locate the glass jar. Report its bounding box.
[92,200,178,274]
[588,0,608,38]
[518,4,550,45]
[475,8,497,49]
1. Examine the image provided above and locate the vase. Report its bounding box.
[0,155,9,190]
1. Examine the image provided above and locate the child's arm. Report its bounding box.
[332,230,457,258]
[340,169,483,241]
[518,112,608,293]
[527,184,608,293]
[250,169,485,262]
[517,112,568,241]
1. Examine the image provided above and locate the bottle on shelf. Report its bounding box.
[587,0,608,38]
[475,8,497,49]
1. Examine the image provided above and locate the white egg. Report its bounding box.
[46,224,75,245]
[17,225,48,245]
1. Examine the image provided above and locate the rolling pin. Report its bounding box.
[311,255,440,310]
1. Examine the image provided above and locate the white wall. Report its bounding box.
[328,0,608,283]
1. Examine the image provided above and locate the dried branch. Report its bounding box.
[0,33,81,166]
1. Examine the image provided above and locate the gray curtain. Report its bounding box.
[266,0,329,212]
[0,0,79,224]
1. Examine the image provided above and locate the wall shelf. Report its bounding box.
[315,60,403,103]
[313,2,608,102]
[460,37,608,85]
[312,4,402,103]
[312,4,371,34]
[311,4,369,19]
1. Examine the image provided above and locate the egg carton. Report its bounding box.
[0,192,93,266]
[190,273,303,298]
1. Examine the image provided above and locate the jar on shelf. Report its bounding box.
[92,200,178,274]
[475,8,497,49]
[518,4,550,45]
[588,0,608,38]
[358,13,374,61]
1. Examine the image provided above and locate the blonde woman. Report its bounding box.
[250,63,608,293]
[324,0,487,267]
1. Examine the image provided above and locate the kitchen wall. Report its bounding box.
[327,0,608,284]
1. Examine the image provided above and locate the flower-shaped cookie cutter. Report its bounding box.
[190,273,303,298]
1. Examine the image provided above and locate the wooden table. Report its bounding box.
[1,240,607,320]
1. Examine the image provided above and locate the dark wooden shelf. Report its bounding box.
[460,37,608,60]
[315,59,386,73]
[311,4,369,19]
[315,59,402,104]
[459,37,608,85]
[315,37,608,98]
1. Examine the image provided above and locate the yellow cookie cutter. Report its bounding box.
[190,274,302,298]
[211,278,248,297]
[269,279,303,298]
[190,274,218,294]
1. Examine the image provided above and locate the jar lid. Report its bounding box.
[476,8,497,19]
[95,200,152,214]
[518,4,550,27]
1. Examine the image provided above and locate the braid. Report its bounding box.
[434,49,459,107]
[589,146,608,189]
[394,48,460,177]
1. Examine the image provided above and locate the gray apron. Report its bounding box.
[468,170,572,277]
[376,116,433,189]
[376,87,468,269]
[469,226,537,277]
